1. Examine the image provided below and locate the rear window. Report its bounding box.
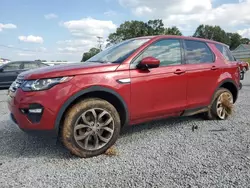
[184,40,214,64]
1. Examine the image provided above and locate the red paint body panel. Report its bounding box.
[7,35,240,134]
[130,64,187,121]
[19,62,120,80]
[8,80,78,130]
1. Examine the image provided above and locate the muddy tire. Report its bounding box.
[204,88,234,120]
[61,98,121,158]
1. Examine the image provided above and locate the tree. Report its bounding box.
[106,20,149,46]
[193,24,214,39]
[228,33,242,50]
[193,24,230,46]
[165,26,182,36]
[241,38,250,44]
[106,19,182,46]
[146,19,165,35]
[81,47,101,62]
[192,24,250,50]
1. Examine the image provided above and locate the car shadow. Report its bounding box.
[0,87,9,90]
[0,115,204,160]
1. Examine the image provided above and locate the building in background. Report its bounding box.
[232,44,250,61]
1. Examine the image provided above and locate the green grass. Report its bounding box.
[239,58,250,63]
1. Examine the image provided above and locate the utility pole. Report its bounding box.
[97,36,103,51]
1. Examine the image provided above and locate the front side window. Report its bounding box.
[3,62,21,71]
[132,39,182,67]
[86,38,150,64]
[184,40,214,64]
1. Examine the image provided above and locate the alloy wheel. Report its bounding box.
[73,108,115,151]
[216,92,233,119]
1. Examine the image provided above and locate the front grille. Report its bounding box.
[9,77,25,92]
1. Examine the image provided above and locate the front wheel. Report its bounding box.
[204,88,234,120]
[61,98,121,158]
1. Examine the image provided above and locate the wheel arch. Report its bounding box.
[54,86,129,135]
[212,79,239,104]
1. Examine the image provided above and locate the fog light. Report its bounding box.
[28,109,42,113]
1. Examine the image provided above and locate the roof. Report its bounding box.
[241,44,250,49]
[233,44,250,51]
[131,35,226,46]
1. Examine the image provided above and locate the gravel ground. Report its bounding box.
[0,74,250,188]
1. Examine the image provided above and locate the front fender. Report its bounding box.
[54,85,129,135]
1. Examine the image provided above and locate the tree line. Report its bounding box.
[81,19,250,62]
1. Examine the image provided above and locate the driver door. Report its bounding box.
[129,38,188,123]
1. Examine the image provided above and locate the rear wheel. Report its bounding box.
[61,98,121,158]
[204,88,234,120]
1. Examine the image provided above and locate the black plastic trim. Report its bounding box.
[181,106,208,116]
[10,113,18,124]
[20,129,58,138]
[54,86,129,135]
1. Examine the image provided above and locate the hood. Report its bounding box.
[19,62,120,80]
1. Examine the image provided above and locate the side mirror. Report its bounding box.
[0,68,3,72]
[137,57,160,69]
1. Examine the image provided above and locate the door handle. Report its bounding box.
[174,69,186,74]
[211,66,218,70]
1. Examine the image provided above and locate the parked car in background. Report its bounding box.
[0,61,49,88]
[8,35,240,158]
[238,61,249,73]
[235,60,249,89]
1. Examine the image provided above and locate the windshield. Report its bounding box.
[86,38,150,63]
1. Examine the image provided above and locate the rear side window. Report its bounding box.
[184,40,214,64]
[23,62,39,69]
[215,44,234,61]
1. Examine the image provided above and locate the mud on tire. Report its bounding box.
[204,88,234,120]
[61,98,121,158]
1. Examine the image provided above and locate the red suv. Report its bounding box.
[7,35,240,158]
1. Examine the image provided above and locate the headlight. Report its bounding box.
[21,76,73,91]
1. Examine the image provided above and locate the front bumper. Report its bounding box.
[8,91,55,130]
[7,80,75,136]
[9,113,57,137]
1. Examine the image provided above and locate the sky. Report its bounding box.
[1,0,250,62]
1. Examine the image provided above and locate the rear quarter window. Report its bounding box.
[215,43,234,61]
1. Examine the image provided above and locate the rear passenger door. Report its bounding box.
[183,39,221,109]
